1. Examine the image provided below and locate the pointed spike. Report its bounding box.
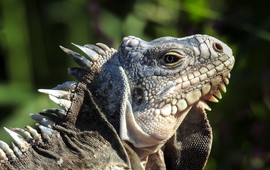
[29,114,55,127]
[198,100,212,111]
[59,46,92,71]
[10,128,33,141]
[214,90,222,99]
[29,114,44,122]
[42,108,66,119]
[84,44,105,55]
[38,89,71,100]
[36,123,53,136]
[218,82,227,93]
[72,43,99,62]
[0,140,16,159]
[96,42,111,51]
[0,148,8,161]
[11,142,22,157]
[68,67,89,82]
[36,124,51,142]
[52,81,78,92]
[41,118,55,128]
[49,95,71,111]
[59,45,69,53]
[38,112,60,122]
[4,127,29,152]
[223,78,229,85]
[208,95,219,103]
[205,104,212,111]
[25,126,42,143]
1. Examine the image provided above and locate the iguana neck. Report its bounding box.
[88,54,130,133]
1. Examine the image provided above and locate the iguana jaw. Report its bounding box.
[158,54,235,114]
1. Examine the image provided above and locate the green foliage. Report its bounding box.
[0,0,269,169]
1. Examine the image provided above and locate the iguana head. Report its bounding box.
[116,35,234,154]
[57,34,235,159]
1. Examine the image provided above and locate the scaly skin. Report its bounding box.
[0,34,234,170]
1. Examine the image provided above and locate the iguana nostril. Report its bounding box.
[213,42,223,52]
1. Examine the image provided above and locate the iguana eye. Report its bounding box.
[213,42,223,52]
[163,52,183,65]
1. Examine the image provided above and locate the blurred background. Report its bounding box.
[0,0,270,169]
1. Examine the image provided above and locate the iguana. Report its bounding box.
[0,34,235,170]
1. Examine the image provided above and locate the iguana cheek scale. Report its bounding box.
[0,34,235,170]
